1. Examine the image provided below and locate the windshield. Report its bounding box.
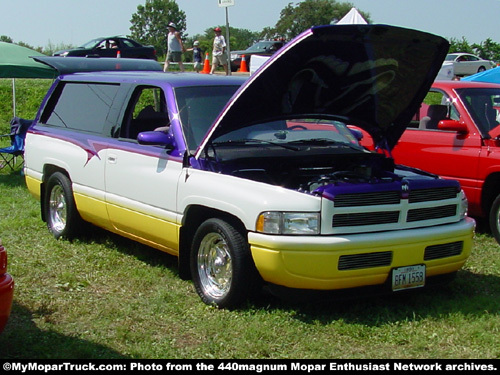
[445,54,458,61]
[456,87,500,133]
[212,118,363,149]
[174,85,241,151]
[245,42,275,53]
[79,38,101,48]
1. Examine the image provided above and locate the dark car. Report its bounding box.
[53,37,157,60]
[230,40,285,72]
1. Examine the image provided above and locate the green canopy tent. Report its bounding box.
[0,42,56,117]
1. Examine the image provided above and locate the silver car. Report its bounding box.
[445,53,495,77]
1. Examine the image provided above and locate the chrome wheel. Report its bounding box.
[197,232,233,299]
[191,218,260,308]
[44,172,82,239]
[49,184,67,233]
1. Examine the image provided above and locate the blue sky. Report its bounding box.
[1,0,500,48]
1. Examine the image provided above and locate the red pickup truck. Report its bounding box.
[388,80,500,243]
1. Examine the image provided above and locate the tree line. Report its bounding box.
[2,0,500,63]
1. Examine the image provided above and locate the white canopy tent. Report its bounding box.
[336,7,368,25]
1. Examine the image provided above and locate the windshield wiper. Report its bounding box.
[212,139,302,151]
[289,138,365,151]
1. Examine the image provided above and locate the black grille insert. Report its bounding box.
[332,211,400,227]
[407,205,456,222]
[409,187,457,203]
[424,241,463,260]
[334,191,401,207]
[338,251,393,270]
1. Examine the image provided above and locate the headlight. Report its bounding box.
[256,212,320,235]
[459,189,468,219]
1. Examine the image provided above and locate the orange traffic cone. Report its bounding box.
[117,50,121,58]
[201,52,211,74]
[238,54,249,73]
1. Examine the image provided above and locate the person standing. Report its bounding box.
[210,27,228,75]
[164,22,185,72]
[186,41,202,73]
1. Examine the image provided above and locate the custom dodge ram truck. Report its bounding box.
[24,25,475,308]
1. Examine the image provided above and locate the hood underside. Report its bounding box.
[198,24,449,157]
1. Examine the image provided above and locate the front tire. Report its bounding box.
[44,172,82,239]
[190,218,259,308]
[489,194,500,244]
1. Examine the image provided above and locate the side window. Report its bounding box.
[121,86,169,140]
[122,40,135,48]
[416,90,457,130]
[41,82,119,134]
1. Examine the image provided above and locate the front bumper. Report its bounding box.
[249,218,475,290]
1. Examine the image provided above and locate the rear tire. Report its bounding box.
[44,172,82,239]
[190,218,260,308]
[489,194,500,244]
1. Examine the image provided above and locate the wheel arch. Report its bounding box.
[482,172,500,215]
[178,204,248,280]
[40,164,71,222]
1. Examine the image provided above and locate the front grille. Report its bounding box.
[424,241,463,260]
[332,211,400,227]
[327,184,461,234]
[338,251,393,270]
[407,205,457,222]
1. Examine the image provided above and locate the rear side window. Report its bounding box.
[41,82,120,134]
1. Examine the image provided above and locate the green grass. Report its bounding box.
[0,79,52,131]
[0,80,499,359]
[1,172,499,359]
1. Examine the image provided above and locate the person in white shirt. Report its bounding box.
[210,27,228,75]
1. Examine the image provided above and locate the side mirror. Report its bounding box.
[137,131,175,149]
[349,128,363,141]
[438,119,469,134]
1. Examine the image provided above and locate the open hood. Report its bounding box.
[196,24,448,157]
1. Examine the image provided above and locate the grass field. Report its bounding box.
[0,79,499,359]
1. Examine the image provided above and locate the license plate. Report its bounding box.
[392,265,426,291]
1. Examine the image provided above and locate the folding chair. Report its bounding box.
[0,117,32,171]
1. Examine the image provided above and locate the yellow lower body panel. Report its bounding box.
[74,193,113,231]
[25,175,41,200]
[106,204,180,256]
